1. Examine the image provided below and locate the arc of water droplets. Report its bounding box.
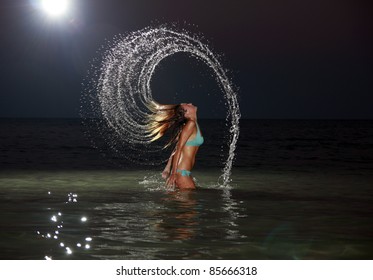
[82,25,240,187]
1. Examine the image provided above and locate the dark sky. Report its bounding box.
[0,0,372,119]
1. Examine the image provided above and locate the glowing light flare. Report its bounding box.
[41,0,69,16]
[66,247,72,254]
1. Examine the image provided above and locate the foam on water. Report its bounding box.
[81,24,240,187]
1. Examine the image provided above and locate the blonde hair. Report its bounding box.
[146,101,186,148]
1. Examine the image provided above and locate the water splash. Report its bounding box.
[81,24,240,187]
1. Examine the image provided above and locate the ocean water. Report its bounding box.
[0,119,372,259]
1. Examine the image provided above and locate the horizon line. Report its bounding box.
[0,117,372,121]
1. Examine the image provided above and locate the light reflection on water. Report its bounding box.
[36,191,94,259]
[35,182,247,260]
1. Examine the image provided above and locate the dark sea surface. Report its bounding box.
[0,119,372,259]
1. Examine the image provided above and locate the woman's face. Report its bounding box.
[180,103,197,118]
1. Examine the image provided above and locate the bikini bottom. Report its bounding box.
[176,169,192,177]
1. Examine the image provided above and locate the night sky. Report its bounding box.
[0,0,372,119]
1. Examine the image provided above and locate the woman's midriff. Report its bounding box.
[177,146,198,171]
[175,146,198,189]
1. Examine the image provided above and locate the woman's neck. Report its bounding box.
[188,112,197,122]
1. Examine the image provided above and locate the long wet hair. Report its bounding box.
[146,101,187,148]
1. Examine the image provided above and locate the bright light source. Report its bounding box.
[41,0,69,16]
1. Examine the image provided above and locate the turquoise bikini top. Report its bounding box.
[185,123,204,147]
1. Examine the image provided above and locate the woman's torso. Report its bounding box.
[177,121,203,171]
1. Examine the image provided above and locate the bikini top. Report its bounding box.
[185,123,204,147]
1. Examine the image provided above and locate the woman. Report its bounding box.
[146,101,204,189]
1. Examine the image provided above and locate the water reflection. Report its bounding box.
[36,183,247,259]
[36,191,92,259]
[91,186,247,259]
[156,190,199,241]
[221,189,247,240]
[67,192,78,203]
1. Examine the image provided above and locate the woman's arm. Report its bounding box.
[166,121,196,187]
[162,147,176,179]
